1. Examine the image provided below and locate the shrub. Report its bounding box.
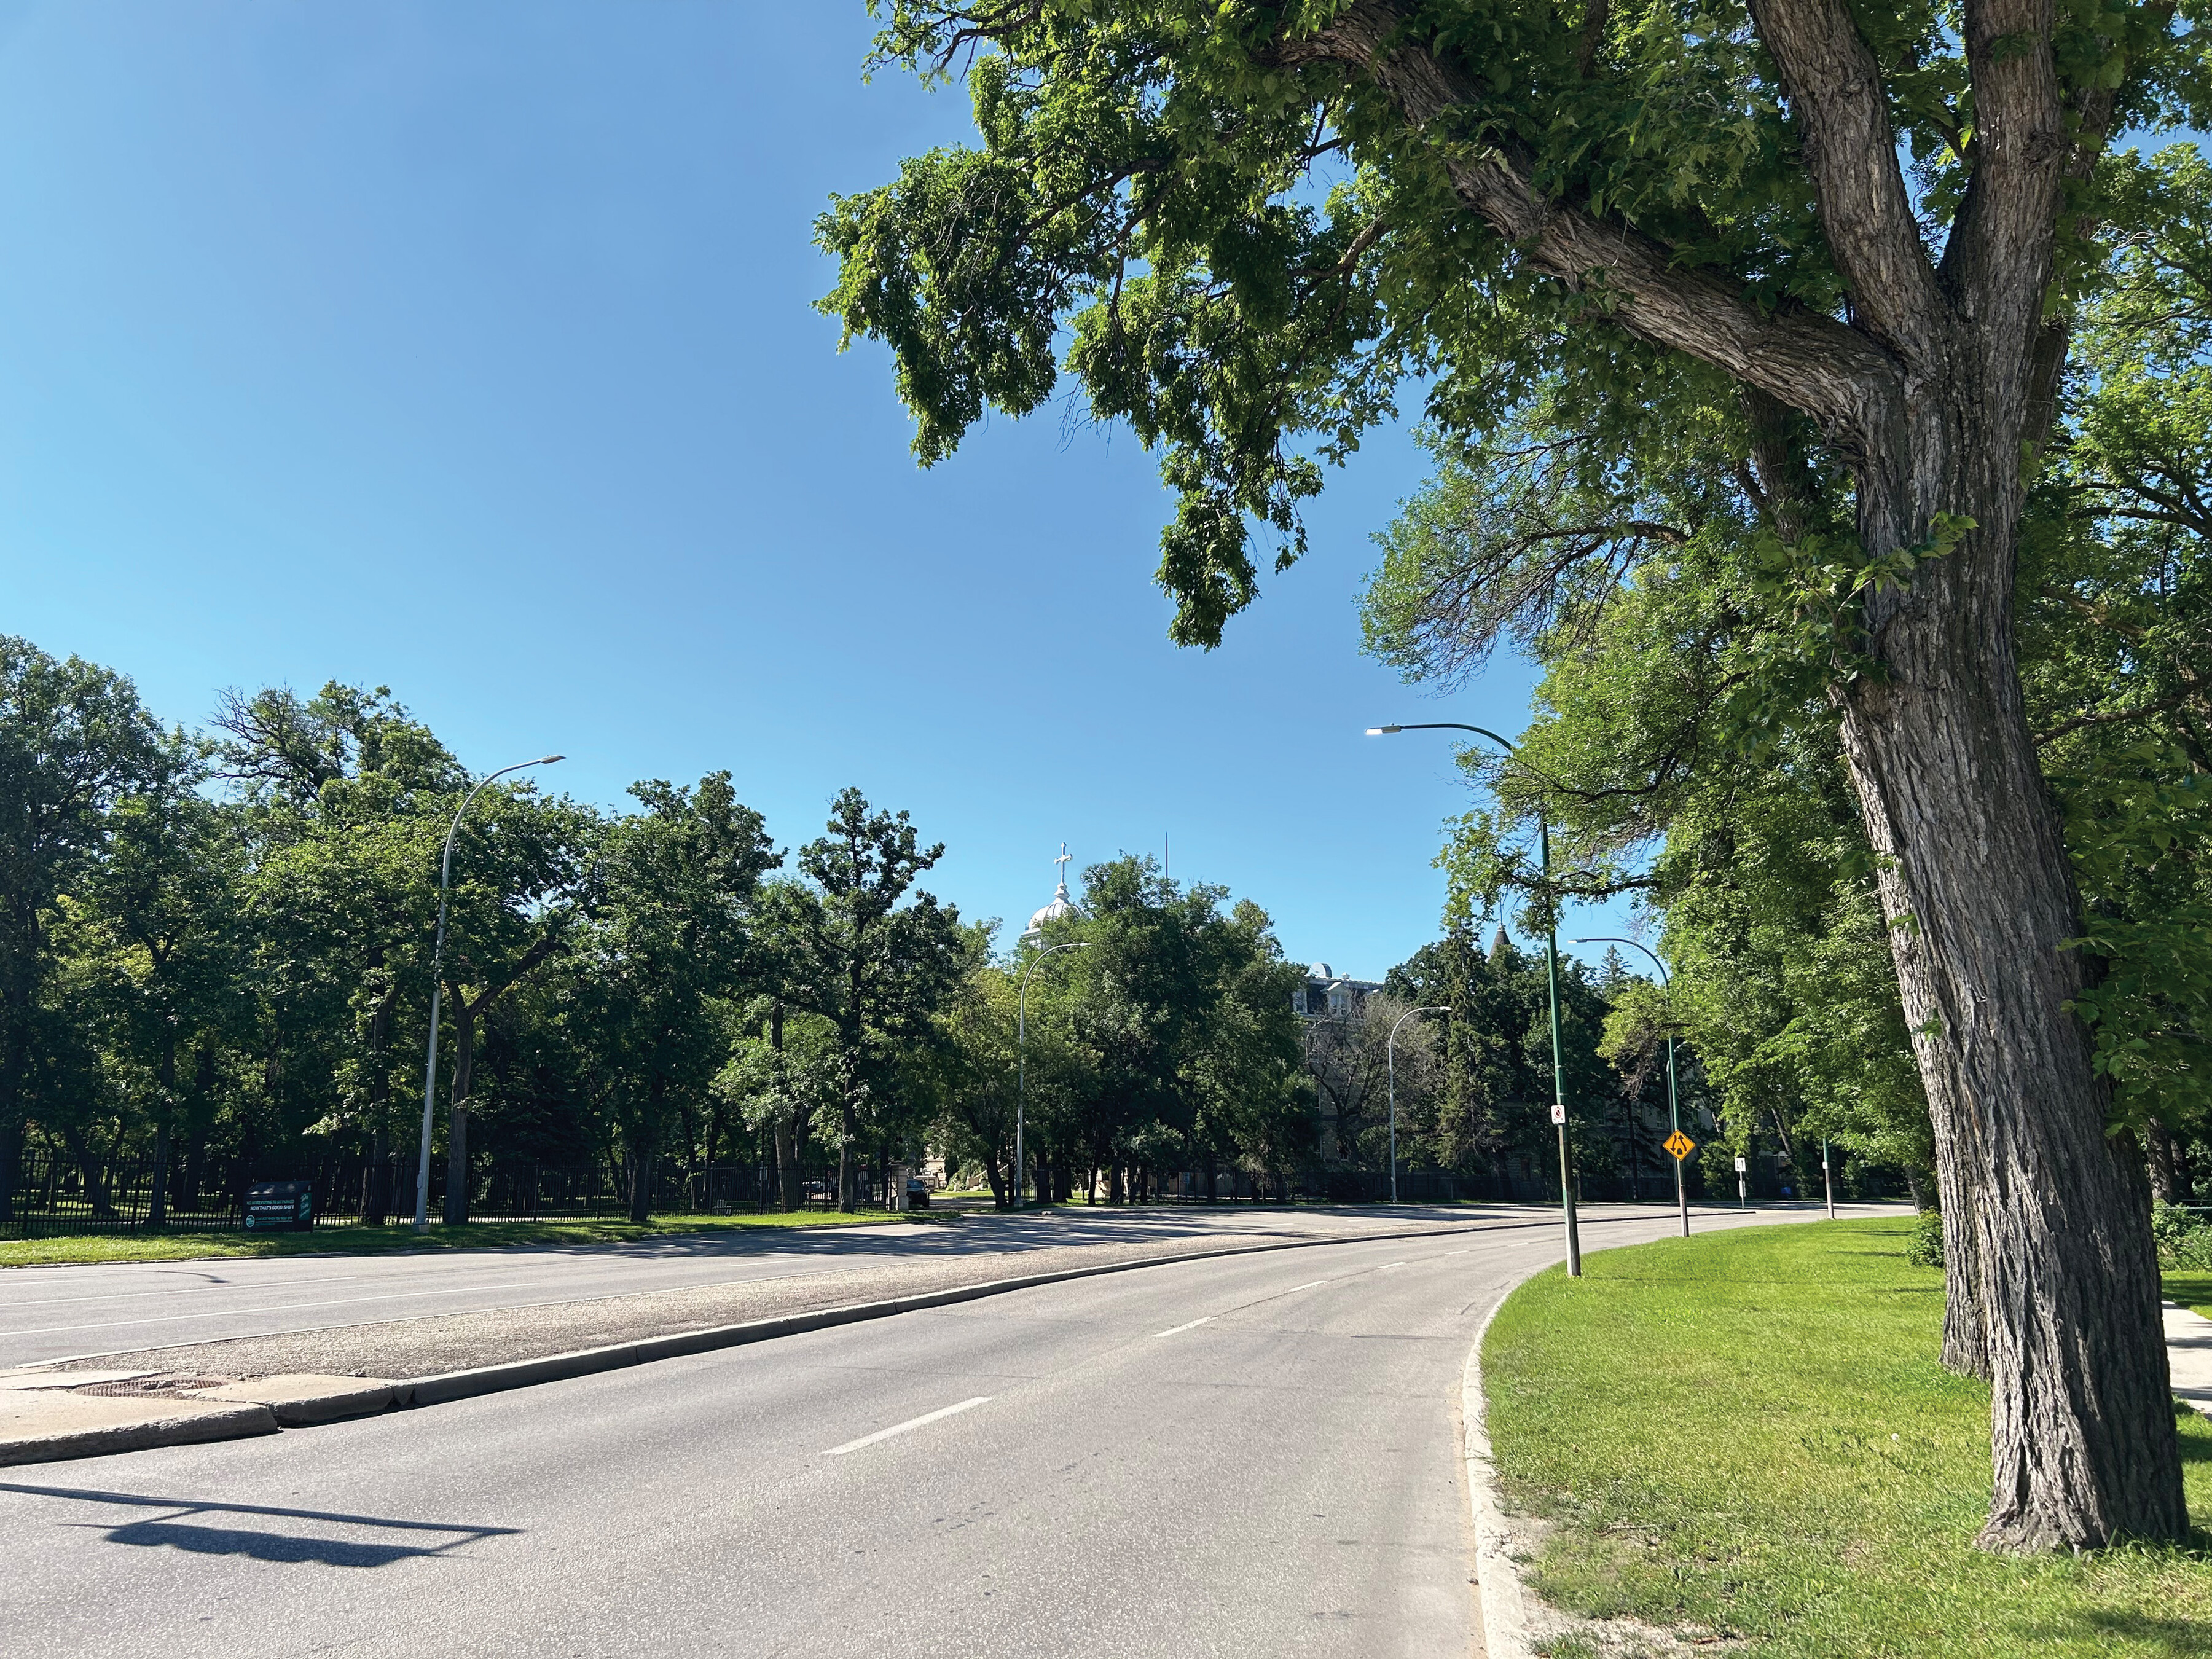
[1905,1208,1945,1269]
[2154,1201,2212,1269]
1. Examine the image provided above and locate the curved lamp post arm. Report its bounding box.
[1016,940,1091,1210]
[1385,1005,1449,1206]
[414,753,564,1233]
[1369,718,1582,1272]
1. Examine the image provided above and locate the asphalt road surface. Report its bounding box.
[2,1203,1659,1368]
[0,1204,1875,1658]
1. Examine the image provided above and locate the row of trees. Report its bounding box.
[0,652,975,1222]
[6,641,1698,1226]
[1,635,1734,1227]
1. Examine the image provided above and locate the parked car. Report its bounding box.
[904,1177,930,1210]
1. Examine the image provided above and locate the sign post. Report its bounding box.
[1734,1155,1748,1209]
[1822,1136,1836,1220]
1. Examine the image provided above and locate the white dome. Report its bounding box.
[1308,962,1333,980]
[1026,876,1081,936]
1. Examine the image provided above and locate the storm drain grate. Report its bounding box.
[73,1375,235,1398]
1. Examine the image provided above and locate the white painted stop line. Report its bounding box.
[823,1396,992,1456]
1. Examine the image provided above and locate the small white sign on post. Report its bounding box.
[1550,1103,1567,1125]
[1734,1156,1748,1173]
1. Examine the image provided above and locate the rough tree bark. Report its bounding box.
[2147,1120,2191,1206]
[1274,0,2182,1547]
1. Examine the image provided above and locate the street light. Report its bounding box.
[414,755,564,1233]
[1569,936,1689,1239]
[1387,1005,1448,1204]
[1017,940,1090,1210]
[1368,722,1580,1276]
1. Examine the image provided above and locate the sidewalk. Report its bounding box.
[2167,1300,2212,1417]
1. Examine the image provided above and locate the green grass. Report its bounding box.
[0,1208,932,1268]
[1484,1218,2212,1658]
[2164,1271,2212,1324]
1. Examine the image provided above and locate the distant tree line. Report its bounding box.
[7,638,1748,1228]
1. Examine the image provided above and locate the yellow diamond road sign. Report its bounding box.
[1664,1130,1696,1162]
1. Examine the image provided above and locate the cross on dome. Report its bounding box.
[1024,842,1083,939]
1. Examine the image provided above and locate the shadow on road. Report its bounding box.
[460,1203,1537,1267]
[0,1481,519,1568]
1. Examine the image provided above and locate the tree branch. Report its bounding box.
[1743,0,1947,364]
[1276,2,1900,440]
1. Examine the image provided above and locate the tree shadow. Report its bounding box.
[0,1481,518,1569]
[2058,1609,2212,1655]
[489,1203,1522,1264]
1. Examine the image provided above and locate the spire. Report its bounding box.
[1053,841,1072,901]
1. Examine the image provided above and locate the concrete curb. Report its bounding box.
[1462,1285,1539,1659]
[0,1401,279,1467]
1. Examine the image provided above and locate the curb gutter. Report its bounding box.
[0,1402,279,1468]
[1461,1287,1539,1659]
[3,1215,1528,1465]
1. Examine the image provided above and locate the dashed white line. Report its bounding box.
[1282,1279,1330,1295]
[1376,1262,1407,1271]
[1153,1316,1214,1339]
[823,1396,993,1456]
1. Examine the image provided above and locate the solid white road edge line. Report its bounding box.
[1153,1316,1214,1338]
[823,1396,992,1456]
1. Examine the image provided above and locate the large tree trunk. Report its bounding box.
[836,1102,857,1214]
[629,1075,663,1225]
[772,1112,798,1212]
[362,1124,388,1228]
[1840,377,2183,1550]
[2147,1119,2190,1207]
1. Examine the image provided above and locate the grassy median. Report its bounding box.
[1483,1218,2212,1658]
[0,1208,934,1268]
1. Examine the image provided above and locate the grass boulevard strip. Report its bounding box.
[1483,1217,2212,1658]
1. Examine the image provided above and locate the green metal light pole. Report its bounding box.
[1572,935,1689,1239]
[1368,723,1580,1276]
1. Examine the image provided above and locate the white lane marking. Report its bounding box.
[1153,1316,1214,1339]
[1377,1262,1407,1271]
[1283,1279,1330,1295]
[823,1396,992,1456]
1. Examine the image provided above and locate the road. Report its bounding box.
[0,1204,1877,1658]
[1,1202,1641,1368]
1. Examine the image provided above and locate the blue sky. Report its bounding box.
[0,1,1636,980]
